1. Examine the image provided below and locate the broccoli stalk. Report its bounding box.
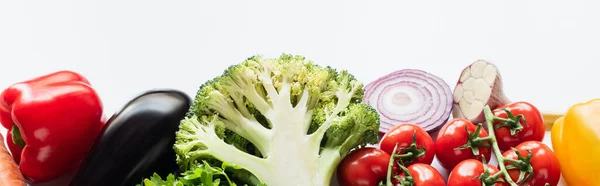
[174,54,380,186]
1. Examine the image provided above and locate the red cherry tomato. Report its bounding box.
[337,147,396,186]
[493,101,545,152]
[447,159,506,186]
[502,141,561,186]
[399,163,446,186]
[380,123,435,166]
[435,118,492,170]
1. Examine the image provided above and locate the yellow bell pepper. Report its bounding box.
[551,98,600,186]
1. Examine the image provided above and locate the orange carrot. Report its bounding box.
[0,133,26,186]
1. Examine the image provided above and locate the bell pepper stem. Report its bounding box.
[11,125,26,148]
[483,105,519,186]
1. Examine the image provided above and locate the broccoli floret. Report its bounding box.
[173,54,379,186]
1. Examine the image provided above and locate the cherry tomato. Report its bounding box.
[435,118,492,170]
[502,141,561,186]
[380,123,435,166]
[399,163,445,186]
[337,147,396,186]
[493,101,545,152]
[447,159,506,186]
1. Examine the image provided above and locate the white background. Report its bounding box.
[1,1,597,185]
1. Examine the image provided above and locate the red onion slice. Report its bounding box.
[364,69,453,134]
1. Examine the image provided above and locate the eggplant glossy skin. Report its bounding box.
[69,89,191,186]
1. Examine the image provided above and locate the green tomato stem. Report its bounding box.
[392,152,414,159]
[472,136,493,143]
[488,171,503,180]
[393,131,427,165]
[384,143,415,186]
[502,158,521,164]
[385,144,397,186]
[492,116,510,122]
[455,124,492,156]
[493,108,527,136]
[483,105,519,186]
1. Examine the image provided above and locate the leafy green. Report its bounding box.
[137,161,265,186]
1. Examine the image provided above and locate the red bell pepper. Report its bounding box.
[5,131,23,163]
[0,71,104,183]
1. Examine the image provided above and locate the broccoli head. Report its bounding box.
[173,54,379,186]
